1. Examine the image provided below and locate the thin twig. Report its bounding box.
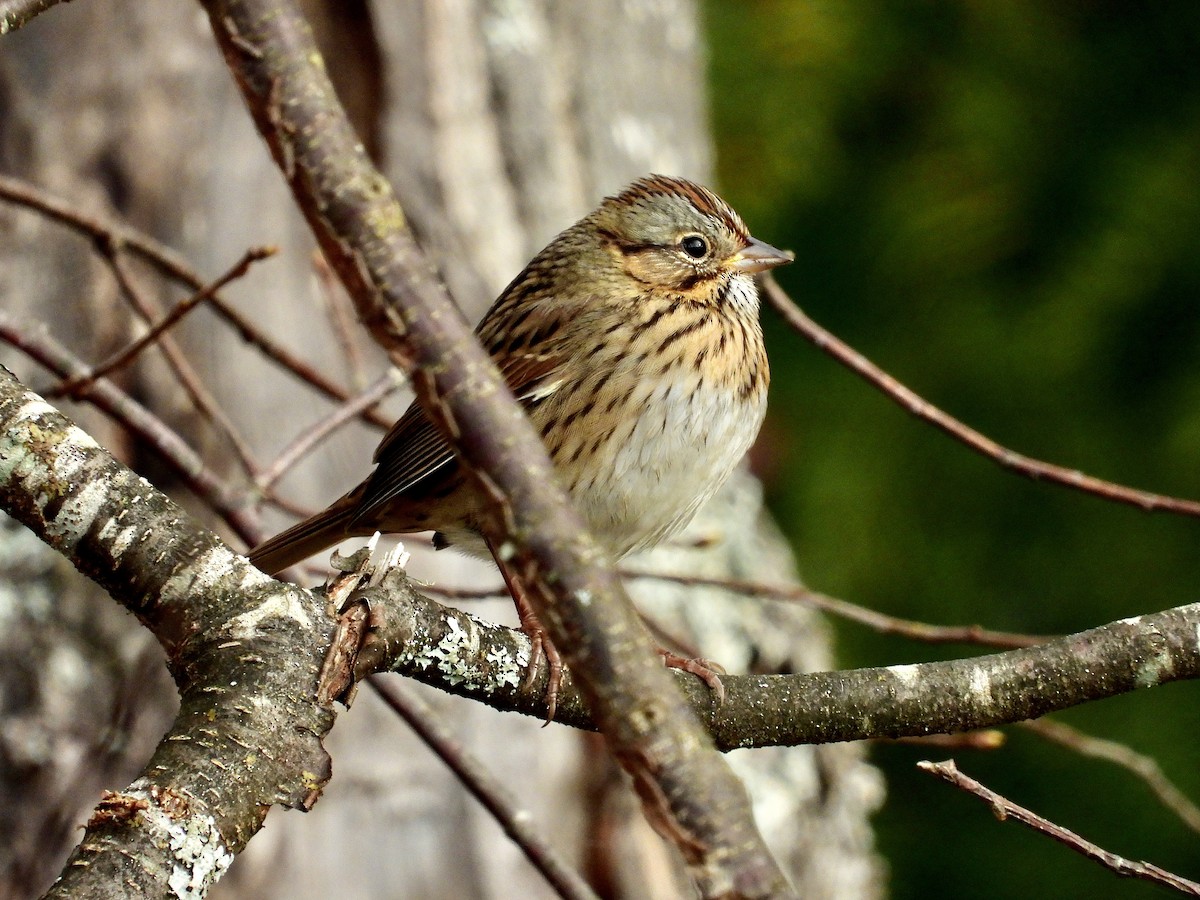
[623,569,1048,649]
[256,368,405,491]
[98,248,262,476]
[763,275,1200,518]
[0,174,392,429]
[1021,719,1200,836]
[51,245,277,398]
[0,313,261,546]
[313,250,370,391]
[368,677,599,900]
[919,759,1200,896]
[888,731,1006,751]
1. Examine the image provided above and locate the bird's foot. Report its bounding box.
[657,649,727,704]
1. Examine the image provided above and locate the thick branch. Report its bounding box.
[197,1,791,896]
[0,367,338,897]
[356,570,1200,749]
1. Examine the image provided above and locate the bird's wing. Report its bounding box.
[354,345,566,521]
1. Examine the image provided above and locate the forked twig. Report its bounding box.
[919,759,1200,896]
[50,245,277,398]
[0,313,261,545]
[1022,719,1200,835]
[0,174,392,429]
[763,275,1200,518]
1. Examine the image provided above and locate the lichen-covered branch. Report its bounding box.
[0,367,339,898]
[196,1,793,895]
[357,570,1200,749]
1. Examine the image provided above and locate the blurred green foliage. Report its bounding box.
[704,2,1200,897]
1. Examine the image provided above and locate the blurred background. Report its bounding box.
[705,1,1200,897]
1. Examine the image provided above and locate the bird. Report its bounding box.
[249,174,791,691]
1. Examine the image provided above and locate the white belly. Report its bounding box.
[572,376,766,558]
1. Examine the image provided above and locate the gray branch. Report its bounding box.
[357,568,1200,747]
[0,366,339,898]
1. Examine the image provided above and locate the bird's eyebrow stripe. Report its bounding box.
[595,226,660,256]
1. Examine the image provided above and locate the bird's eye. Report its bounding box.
[680,235,709,259]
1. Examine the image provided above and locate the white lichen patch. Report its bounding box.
[156,807,233,898]
[97,518,140,559]
[226,591,313,639]
[887,664,921,687]
[429,617,481,686]
[485,641,524,689]
[969,667,993,704]
[12,397,57,425]
[44,477,108,543]
[1119,615,1143,627]
[1135,645,1174,689]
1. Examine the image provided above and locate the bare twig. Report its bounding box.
[99,244,264,475]
[0,313,261,545]
[1021,719,1200,836]
[51,245,276,397]
[256,367,404,491]
[763,275,1200,518]
[0,174,393,429]
[887,731,1006,751]
[368,677,599,900]
[623,569,1048,650]
[313,250,370,391]
[919,759,1200,896]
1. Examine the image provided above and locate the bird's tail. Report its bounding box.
[248,495,362,575]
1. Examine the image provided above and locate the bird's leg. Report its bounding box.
[489,543,564,721]
[656,649,727,705]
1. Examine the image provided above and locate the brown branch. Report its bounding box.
[762,275,1200,518]
[256,367,404,491]
[197,2,793,895]
[0,312,262,546]
[99,241,263,476]
[0,368,338,898]
[50,245,276,398]
[313,249,370,391]
[0,174,393,430]
[357,569,1200,750]
[1021,719,1200,835]
[368,677,600,900]
[0,0,68,33]
[919,759,1200,896]
[623,569,1048,650]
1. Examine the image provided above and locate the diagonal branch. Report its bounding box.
[919,759,1200,896]
[762,275,1200,518]
[0,311,262,545]
[0,368,339,898]
[0,0,68,33]
[197,1,793,895]
[0,174,393,430]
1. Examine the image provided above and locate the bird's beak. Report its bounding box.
[730,237,795,274]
